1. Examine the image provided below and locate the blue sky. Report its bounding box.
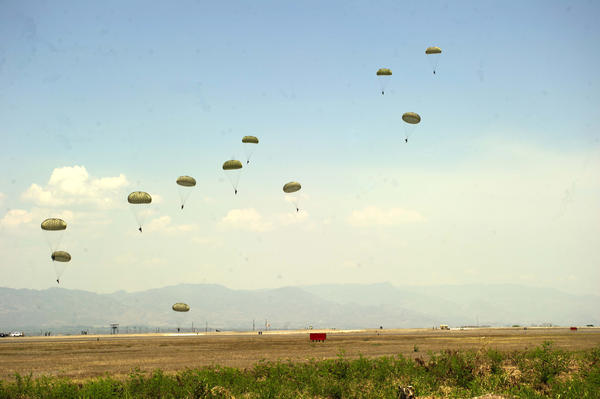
[1,0,599,295]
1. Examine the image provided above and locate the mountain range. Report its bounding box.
[0,283,598,334]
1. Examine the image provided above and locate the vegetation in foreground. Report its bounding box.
[0,342,599,398]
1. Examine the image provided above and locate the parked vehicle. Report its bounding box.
[9,331,24,337]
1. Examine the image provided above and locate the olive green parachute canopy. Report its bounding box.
[376,68,392,76]
[41,218,67,231]
[128,191,152,204]
[172,303,190,312]
[222,160,243,170]
[283,182,301,193]
[425,46,442,54]
[176,176,196,187]
[242,136,259,144]
[51,251,71,262]
[402,112,421,124]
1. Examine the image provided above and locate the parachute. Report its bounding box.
[41,218,67,231]
[176,176,196,209]
[41,218,67,252]
[172,303,190,312]
[127,191,152,232]
[425,46,442,74]
[402,112,421,142]
[222,160,243,194]
[283,182,301,193]
[376,68,392,95]
[242,136,259,164]
[283,181,302,212]
[172,302,190,332]
[51,251,71,262]
[50,250,71,284]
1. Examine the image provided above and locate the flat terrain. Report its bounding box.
[0,327,599,381]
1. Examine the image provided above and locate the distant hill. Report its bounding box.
[0,283,598,335]
[301,283,600,327]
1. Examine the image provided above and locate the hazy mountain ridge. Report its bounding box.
[0,283,598,333]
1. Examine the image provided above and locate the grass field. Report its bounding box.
[1,327,599,381]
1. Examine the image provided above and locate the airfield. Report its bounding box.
[0,327,599,381]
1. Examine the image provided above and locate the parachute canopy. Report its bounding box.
[128,191,152,204]
[172,303,190,312]
[176,176,196,187]
[283,182,301,193]
[242,136,259,144]
[41,218,67,231]
[51,251,71,262]
[425,46,442,54]
[402,112,421,124]
[376,68,392,76]
[222,160,243,170]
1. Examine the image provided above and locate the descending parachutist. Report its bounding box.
[381,91,384,95]
[405,138,408,143]
[181,205,184,210]
[433,70,436,75]
[138,227,142,233]
[235,189,238,195]
[296,208,299,212]
[56,279,59,284]
[247,160,249,164]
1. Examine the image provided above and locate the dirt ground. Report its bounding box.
[0,327,598,381]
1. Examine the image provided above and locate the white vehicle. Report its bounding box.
[9,331,24,337]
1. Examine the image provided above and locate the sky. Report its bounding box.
[1,0,599,295]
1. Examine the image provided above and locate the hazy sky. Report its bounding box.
[1,0,599,295]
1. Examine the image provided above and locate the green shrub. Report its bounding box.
[519,341,569,387]
[2,345,600,398]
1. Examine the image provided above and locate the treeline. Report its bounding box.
[1,342,598,398]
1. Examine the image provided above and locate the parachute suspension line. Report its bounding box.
[283,182,302,213]
[376,68,392,96]
[224,169,242,194]
[177,187,193,209]
[52,261,68,283]
[42,229,65,252]
[176,176,196,210]
[404,124,418,141]
[242,136,259,165]
[222,160,243,195]
[127,191,152,233]
[129,205,149,232]
[425,48,442,75]
[243,146,256,165]
[402,112,421,143]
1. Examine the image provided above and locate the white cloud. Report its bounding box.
[219,208,273,232]
[0,208,75,229]
[347,206,425,226]
[277,210,309,226]
[191,236,223,247]
[150,194,163,204]
[0,209,34,228]
[144,216,197,234]
[22,166,129,209]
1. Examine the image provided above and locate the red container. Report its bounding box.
[310,333,326,342]
[570,327,578,331]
